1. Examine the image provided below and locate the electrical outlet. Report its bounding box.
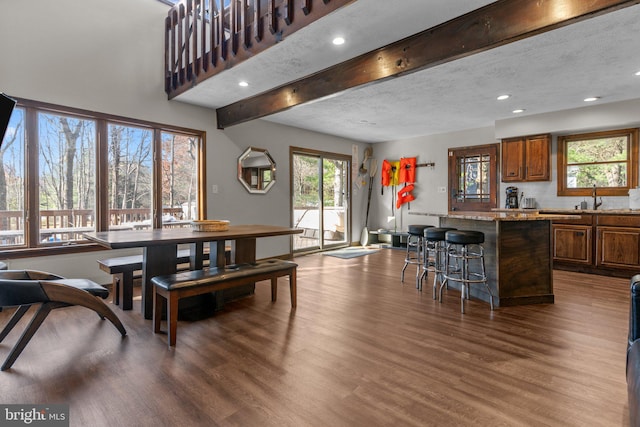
[437,186,447,193]
[212,184,219,194]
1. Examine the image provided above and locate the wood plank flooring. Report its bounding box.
[0,249,631,426]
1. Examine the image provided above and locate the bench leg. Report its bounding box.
[167,293,179,347]
[113,274,121,306]
[121,271,134,311]
[289,269,297,308]
[270,278,277,302]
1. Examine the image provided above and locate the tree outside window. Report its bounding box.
[0,98,205,252]
[557,128,638,197]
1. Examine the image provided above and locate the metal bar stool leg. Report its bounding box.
[442,230,494,313]
[401,225,432,291]
[423,227,456,300]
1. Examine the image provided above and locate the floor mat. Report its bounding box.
[323,247,380,259]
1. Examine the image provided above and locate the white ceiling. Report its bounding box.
[173,0,640,143]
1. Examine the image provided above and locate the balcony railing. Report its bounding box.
[164,0,351,99]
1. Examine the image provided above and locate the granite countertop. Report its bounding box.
[494,208,640,215]
[446,211,578,221]
[540,208,640,215]
[411,209,640,221]
[410,211,577,221]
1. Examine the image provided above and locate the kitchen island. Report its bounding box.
[411,211,577,307]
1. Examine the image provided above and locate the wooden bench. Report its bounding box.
[97,248,220,310]
[152,259,297,346]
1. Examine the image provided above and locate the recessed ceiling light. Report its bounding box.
[238,81,249,87]
[635,71,640,76]
[332,37,345,45]
[497,94,510,101]
[512,109,525,114]
[584,97,599,102]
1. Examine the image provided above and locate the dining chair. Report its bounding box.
[0,270,126,371]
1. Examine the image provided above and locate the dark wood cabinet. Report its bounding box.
[596,226,640,268]
[552,213,640,276]
[501,134,551,182]
[502,138,524,181]
[595,215,640,269]
[552,224,592,264]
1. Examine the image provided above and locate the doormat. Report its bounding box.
[323,247,380,259]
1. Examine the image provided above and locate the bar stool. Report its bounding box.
[420,227,456,296]
[401,225,432,289]
[442,230,494,314]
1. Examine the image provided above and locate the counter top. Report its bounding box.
[494,208,640,215]
[410,211,577,221]
[541,208,640,215]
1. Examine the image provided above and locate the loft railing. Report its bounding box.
[165,0,351,99]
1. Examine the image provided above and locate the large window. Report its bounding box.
[0,98,205,255]
[557,128,638,196]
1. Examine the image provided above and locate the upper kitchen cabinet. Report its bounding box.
[501,134,551,182]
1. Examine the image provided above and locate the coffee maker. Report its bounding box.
[505,186,519,209]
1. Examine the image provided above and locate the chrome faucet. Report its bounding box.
[592,184,603,210]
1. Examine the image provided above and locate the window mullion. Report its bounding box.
[25,107,39,248]
[95,119,109,231]
[152,129,163,229]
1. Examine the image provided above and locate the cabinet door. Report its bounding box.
[501,138,524,181]
[525,134,550,181]
[596,226,640,269]
[552,224,592,264]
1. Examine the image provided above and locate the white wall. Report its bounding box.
[0,0,368,283]
[369,127,496,230]
[2,0,638,282]
[496,99,640,210]
[372,98,640,230]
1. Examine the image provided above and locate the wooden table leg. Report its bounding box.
[235,238,256,264]
[142,244,177,320]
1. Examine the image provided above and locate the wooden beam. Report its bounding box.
[216,0,640,129]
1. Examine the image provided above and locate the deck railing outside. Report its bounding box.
[0,208,189,246]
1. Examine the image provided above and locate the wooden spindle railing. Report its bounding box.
[165,0,352,99]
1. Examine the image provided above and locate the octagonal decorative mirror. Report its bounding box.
[237,147,276,194]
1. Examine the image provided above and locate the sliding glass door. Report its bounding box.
[291,148,350,252]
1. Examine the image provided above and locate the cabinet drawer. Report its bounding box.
[550,214,593,226]
[597,215,640,227]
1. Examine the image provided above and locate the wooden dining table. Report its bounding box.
[84,224,302,319]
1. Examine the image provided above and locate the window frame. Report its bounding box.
[0,97,206,259]
[557,128,639,197]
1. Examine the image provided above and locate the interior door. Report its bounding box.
[291,148,350,252]
[448,144,498,212]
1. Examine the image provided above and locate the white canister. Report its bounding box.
[629,188,640,210]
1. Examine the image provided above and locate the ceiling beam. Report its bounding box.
[216,0,640,129]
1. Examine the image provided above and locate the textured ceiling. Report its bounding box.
[174,0,640,143]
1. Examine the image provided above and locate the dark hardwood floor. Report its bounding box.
[0,249,630,426]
